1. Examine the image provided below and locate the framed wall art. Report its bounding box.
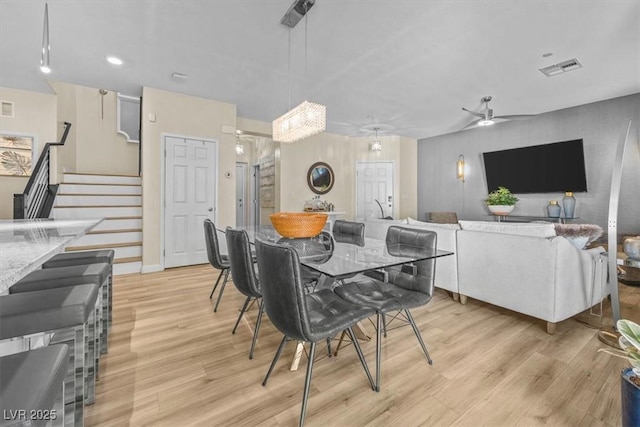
[0,134,36,176]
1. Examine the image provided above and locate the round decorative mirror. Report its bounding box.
[307,162,334,194]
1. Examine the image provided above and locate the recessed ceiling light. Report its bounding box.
[106,56,123,65]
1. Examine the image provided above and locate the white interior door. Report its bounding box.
[236,162,247,226]
[165,136,217,268]
[356,161,394,220]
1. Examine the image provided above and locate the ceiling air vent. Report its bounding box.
[1,100,14,117]
[539,58,583,77]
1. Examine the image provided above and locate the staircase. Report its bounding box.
[51,173,142,275]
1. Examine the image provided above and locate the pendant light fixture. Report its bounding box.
[40,3,51,74]
[370,127,382,152]
[272,0,326,143]
[235,134,245,155]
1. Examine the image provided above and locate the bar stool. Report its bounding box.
[11,262,111,356]
[0,344,70,427]
[42,250,114,332]
[0,284,100,427]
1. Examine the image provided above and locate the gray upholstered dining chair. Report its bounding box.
[255,238,376,427]
[204,219,231,312]
[332,219,365,246]
[225,227,264,359]
[334,226,438,392]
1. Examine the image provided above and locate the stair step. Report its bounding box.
[62,173,141,185]
[114,261,142,275]
[66,241,142,251]
[88,228,142,234]
[56,195,141,207]
[52,206,142,218]
[114,256,142,264]
[93,218,142,232]
[74,231,142,246]
[58,184,141,195]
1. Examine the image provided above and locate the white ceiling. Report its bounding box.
[1,0,638,139]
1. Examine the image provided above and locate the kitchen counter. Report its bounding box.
[0,218,103,293]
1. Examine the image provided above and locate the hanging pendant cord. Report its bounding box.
[304,6,308,100]
[287,28,292,110]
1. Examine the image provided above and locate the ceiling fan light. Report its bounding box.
[478,119,495,127]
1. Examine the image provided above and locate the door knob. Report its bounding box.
[208,207,213,212]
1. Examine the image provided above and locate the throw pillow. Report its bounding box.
[554,223,603,249]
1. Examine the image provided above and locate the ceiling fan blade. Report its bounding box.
[460,118,481,130]
[494,114,536,120]
[462,107,484,118]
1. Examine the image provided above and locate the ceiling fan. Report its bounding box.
[461,96,535,130]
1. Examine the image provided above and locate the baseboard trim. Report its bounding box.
[141,264,163,274]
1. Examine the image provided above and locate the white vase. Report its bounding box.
[488,205,514,215]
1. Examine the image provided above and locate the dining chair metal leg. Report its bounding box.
[299,341,316,427]
[381,312,388,338]
[213,269,230,312]
[209,269,225,299]
[333,330,346,356]
[345,327,375,390]
[249,300,264,360]
[375,312,382,392]
[263,335,288,386]
[233,296,252,334]
[326,337,332,357]
[405,309,432,365]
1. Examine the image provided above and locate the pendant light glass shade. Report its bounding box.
[273,101,326,143]
[40,3,51,74]
[370,127,382,152]
[272,3,326,143]
[235,135,245,155]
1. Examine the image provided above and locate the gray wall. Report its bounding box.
[417,93,640,233]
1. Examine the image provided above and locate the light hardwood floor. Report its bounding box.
[85,264,639,426]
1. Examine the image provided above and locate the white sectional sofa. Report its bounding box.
[363,218,607,333]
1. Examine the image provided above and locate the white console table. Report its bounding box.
[492,214,580,224]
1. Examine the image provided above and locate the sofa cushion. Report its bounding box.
[458,220,556,238]
[407,217,461,231]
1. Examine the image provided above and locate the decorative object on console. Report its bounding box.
[563,191,576,218]
[547,200,561,218]
[456,155,465,182]
[485,186,518,215]
[270,212,328,238]
[623,236,640,261]
[553,223,603,249]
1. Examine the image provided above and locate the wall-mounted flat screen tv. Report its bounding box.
[483,139,588,193]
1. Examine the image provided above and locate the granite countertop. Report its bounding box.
[0,218,103,293]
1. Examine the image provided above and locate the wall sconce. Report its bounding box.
[456,154,465,182]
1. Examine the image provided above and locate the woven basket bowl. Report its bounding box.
[270,212,328,238]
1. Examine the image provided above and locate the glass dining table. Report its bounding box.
[230,225,453,281]
[222,224,454,370]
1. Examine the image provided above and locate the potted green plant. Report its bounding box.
[485,186,519,215]
[599,319,640,427]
